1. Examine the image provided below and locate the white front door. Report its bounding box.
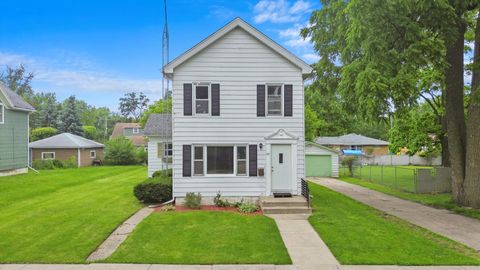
[271,144,292,192]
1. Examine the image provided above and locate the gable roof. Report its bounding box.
[0,82,35,112]
[29,133,104,149]
[315,133,389,146]
[111,122,141,138]
[144,113,172,137]
[163,17,313,76]
[305,141,340,154]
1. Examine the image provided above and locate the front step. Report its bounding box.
[260,196,312,215]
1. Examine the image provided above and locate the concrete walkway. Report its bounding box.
[310,177,480,251]
[86,207,154,262]
[269,214,339,270]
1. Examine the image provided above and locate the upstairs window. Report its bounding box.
[267,85,282,116]
[195,84,210,114]
[0,102,3,124]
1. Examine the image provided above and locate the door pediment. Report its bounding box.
[265,129,298,141]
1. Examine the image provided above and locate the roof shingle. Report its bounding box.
[316,133,388,146]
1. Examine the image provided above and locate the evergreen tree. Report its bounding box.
[59,96,83,135]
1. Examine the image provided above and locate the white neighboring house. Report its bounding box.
[163,18,312,202]
[144,114,172,177]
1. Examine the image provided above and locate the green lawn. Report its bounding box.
[308,182,480,265]
[339,176,480,220]
[340,165,422,192]
[105,211,292,264]
[0,166,145,263]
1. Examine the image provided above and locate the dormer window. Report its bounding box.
[0,102,4,124]
[194,83,210,115]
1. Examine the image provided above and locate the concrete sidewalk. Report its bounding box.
[310,177,480,251]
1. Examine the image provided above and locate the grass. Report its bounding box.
[0,166,146,263]
[105,211,292,264]
[308,182,480,265]
[339,176,480,220]
[340,165,424,192]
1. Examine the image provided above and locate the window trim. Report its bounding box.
[0,102,4,124]
[41,152,55,160]
[193,82,211,116]
[132,128,140,134]
[191,144,249,177]
[90,150,96,159]
[265,83,284,117]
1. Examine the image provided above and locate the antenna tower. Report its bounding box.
[162,0,170,98]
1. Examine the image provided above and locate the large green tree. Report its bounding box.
[0,64,34,98]
[139,97,172,127]
[303,0,480,207]
[118,92,149,121]
[58,96,83,135]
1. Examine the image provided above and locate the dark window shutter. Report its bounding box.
[183,145,191,177]
[211,84,220,116]
[249,145,258,176]
[284,84,293,117]
[183,83,192,116]
[257,85,265,117]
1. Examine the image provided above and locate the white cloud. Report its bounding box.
[302,53,319,63]
[253,0,312,24]
[278,24,312,49]
[0,51,166,99]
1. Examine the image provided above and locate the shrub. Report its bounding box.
[238,202,258,213]
[152,169,172,178]
[214,192,231,207]
[184,192,202,209]
[341,156,357,176]
[30,127,58,142]
[52,159,64,168]
[134,181,172,204]
[32,159,56,170]
[135,147,148,165]
[63,156,77,168]
[105,136,137,165]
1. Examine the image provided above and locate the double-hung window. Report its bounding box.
[267,85,282,116]
[164,143,173,157]
[194,84,210,114]
[193,145,248,176]
[90,150,96,159]
[0,102,4,124]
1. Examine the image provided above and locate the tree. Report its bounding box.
[139,97,172,127]
[118,92,150,121]
[105,136,137,165]
[388,104,441,157]
[303,0,480,207]
[30,127,58,142]
[58,96,83,135]
[0,64,34,98]
[82,126,97,140]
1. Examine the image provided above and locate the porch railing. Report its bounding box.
[301,178,311,208]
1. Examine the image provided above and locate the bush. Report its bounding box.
[134,181,172,204]
[105,136,137,165]
[32,159,56,170]
[238,202,258,213]
[136,147,148,164]
[341,156,357,176]
[30,127,58,142]
[32,157,78,170]
[184,192,202,209]
[152,169,172,178]
[214,192,231,207]
[63,156,77,168]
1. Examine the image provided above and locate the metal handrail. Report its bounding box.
[301,178,310,208]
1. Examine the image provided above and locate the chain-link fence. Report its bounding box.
[340,165,419,193]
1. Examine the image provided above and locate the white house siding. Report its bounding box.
[172,27,305,198]
[305,144,339,178]
[147,136,172,177]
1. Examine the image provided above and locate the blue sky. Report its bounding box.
[0,0,320,110]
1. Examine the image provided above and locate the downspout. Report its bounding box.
[77,148,81,167]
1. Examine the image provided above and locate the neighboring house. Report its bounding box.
[0,82,35,176]
[305,142,339,178]
[111,123,146,147]
[315,133,389,156]
[144,113,172,177]
[30,133,105,167]
[163,18,312,202]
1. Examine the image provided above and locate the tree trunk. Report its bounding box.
[445,15,467,205]
[464,14,480,208]
[440,115,450,167]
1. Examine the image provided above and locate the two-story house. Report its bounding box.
[111,122,146,147]
[163,18,312,203]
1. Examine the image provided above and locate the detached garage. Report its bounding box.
[305,142,339,177]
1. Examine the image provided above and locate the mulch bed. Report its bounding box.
[155,204,263,215]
